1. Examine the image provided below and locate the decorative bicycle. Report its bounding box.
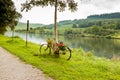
[39,39,72,60]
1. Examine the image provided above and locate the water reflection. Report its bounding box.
[5,32,120,59]
[64,36,120,58]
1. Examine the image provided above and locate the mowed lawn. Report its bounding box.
[0,35,120,80]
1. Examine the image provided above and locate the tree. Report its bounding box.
[72,24,77,28]
[90,26,102,36]
[0,0,22,34]
[21,0,77,43]
[10,21,18,40]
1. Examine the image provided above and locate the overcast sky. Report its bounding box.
[13,0,120,24]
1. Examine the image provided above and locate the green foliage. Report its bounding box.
[58,20,73,25]
[0,35,120,80]
[106,35,112,39]
[85,26,103,35]
[15,12,120,39]
[87,12,120,19]
[0,27,7,35]
[72,24,77,28]
[15,22,43,30]
[85,51,94,57]
[21,0,78,12]
[0,0,22,34]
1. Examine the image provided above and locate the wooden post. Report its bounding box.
[26,20,29,47]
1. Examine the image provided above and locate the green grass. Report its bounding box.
[0,35,120,80]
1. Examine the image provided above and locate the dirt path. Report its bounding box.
[0,47,53,80]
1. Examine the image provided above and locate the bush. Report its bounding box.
[12,36,20,38]
[81,34,85,37]
[106,35,112,39]
[85,51,94,57]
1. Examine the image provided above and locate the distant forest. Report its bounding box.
[87,12,120,19]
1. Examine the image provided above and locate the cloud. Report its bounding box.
[13,0,120,24]
[81,0,120,9]
[78,0,120,16]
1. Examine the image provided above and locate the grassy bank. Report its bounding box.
[0,35,120,80]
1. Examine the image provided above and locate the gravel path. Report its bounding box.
[0,47,53,80]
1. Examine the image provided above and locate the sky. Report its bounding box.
[13,0,120,24]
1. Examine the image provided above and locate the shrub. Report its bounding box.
[106,35,112,39]
[85,51,94,57]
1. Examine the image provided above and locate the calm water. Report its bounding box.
[5,32,120,59]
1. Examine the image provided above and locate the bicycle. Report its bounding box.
[39,40,72,60]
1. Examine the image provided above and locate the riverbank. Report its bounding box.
[64,33,120,39]
[0,35,120,80]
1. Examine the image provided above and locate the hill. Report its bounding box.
[87,12,120,19]
[44,12,120,29]
[15,22,44,30]
[16,12,120,30]
[15,12,120,39]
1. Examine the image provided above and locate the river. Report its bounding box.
[5,32,120,59]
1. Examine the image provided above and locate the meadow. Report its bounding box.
[0,35,120,80]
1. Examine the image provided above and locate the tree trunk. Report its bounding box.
[54,0,58,43]
[53,0,59,55]
[12,29,14,41]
